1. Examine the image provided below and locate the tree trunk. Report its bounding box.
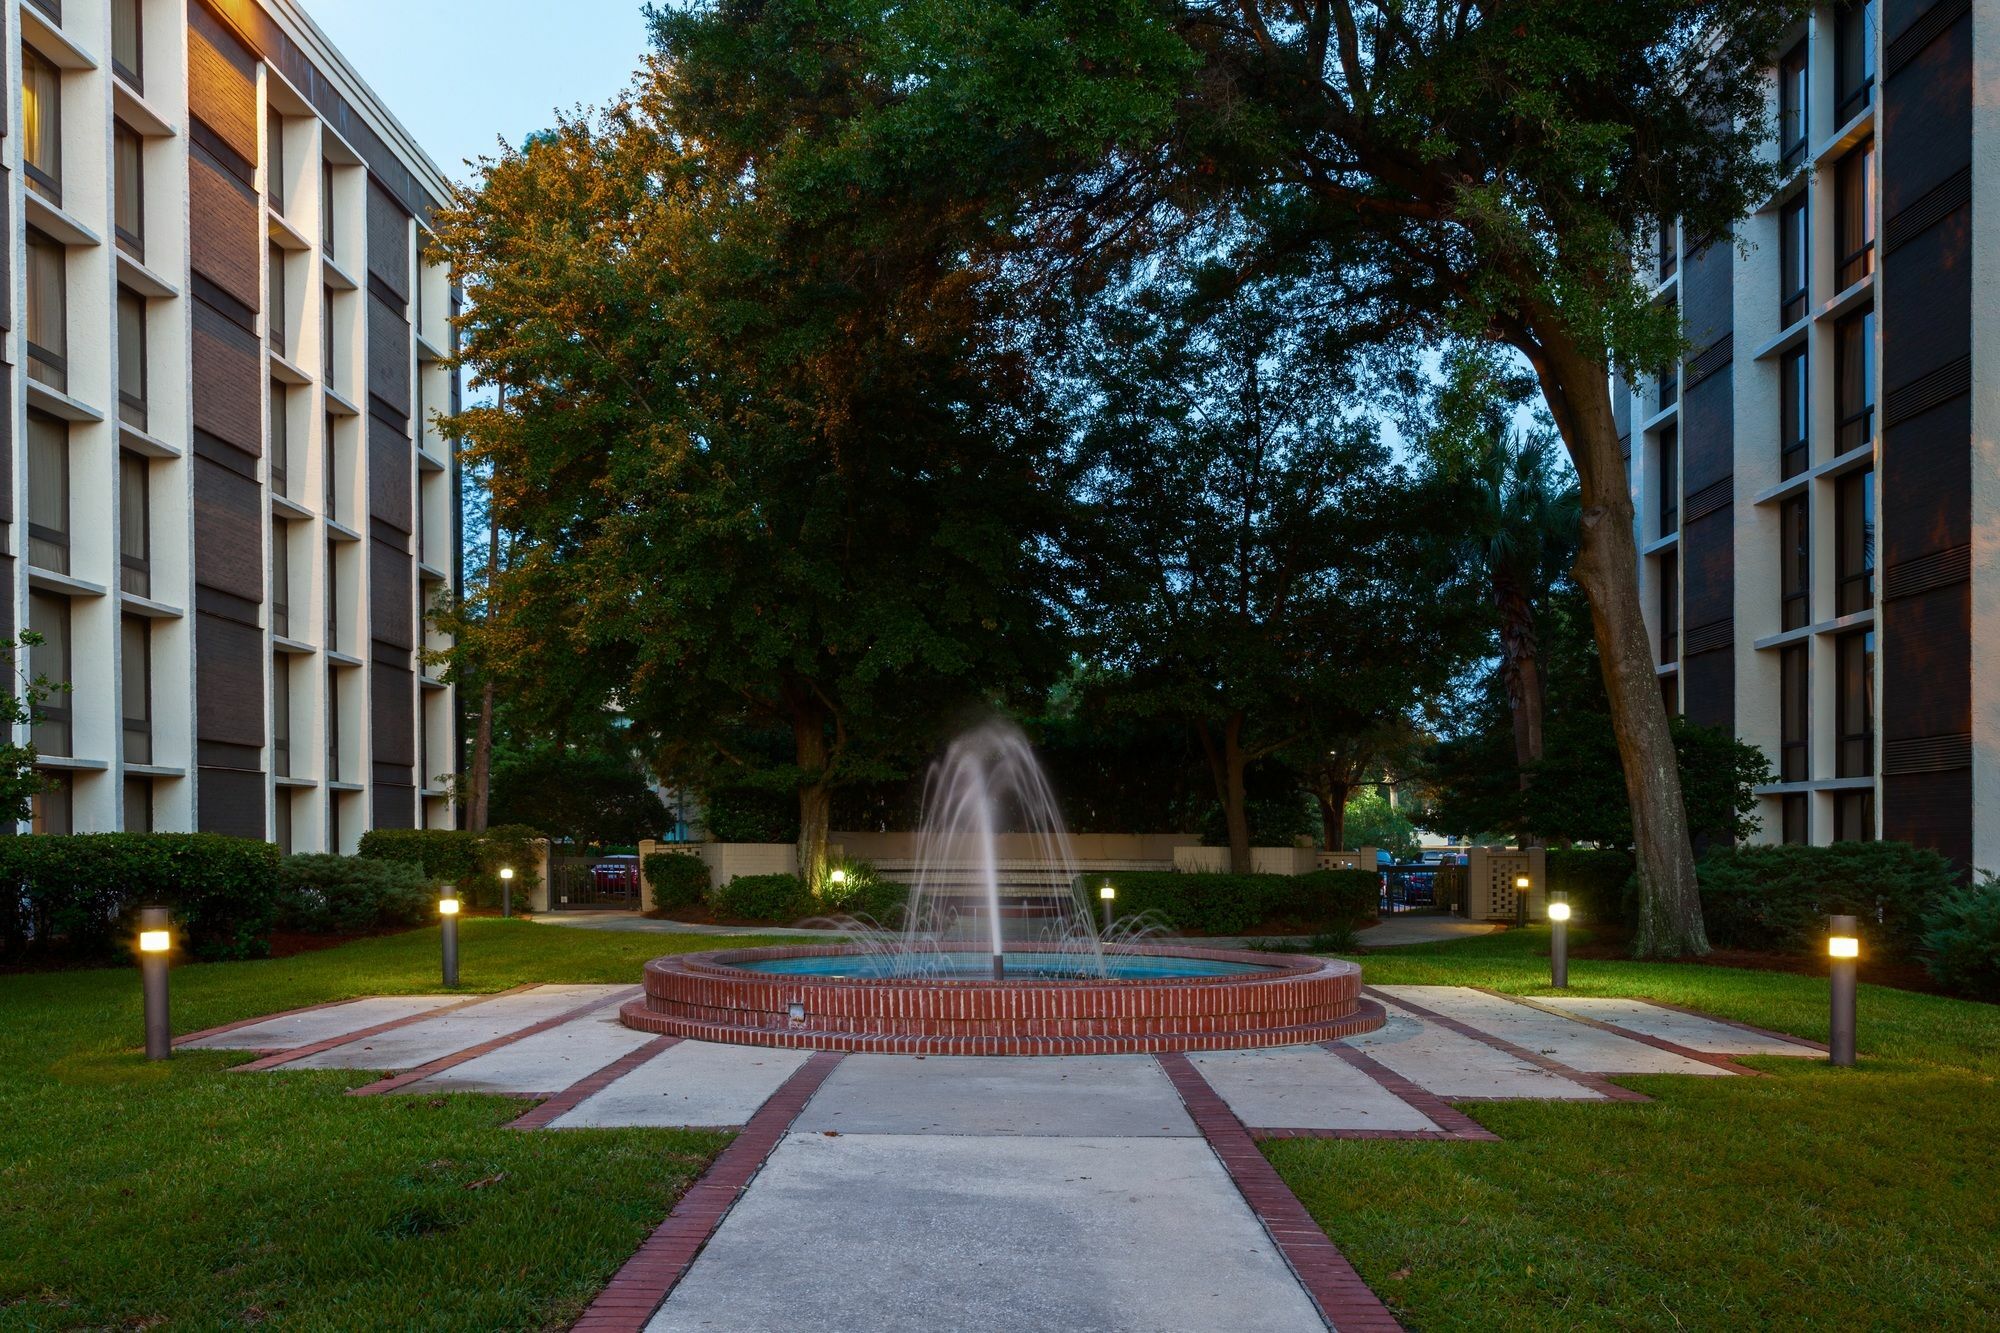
[790,697,831,894]
[1538,336,1707,956]
[1194,715,1254,874]
[1316,777,1349,854]
[467,497,501,832]
[1492,562,1545,781]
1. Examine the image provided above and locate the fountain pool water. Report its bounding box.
[620,720,1383,1054]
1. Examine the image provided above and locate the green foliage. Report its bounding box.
[0,834,281,963]
[357,826,540,909]
[489,744,669,846]
[1696,843,1957,962]
[700,783,800,844]
[706,873,814,924]
[0,631,64,824]
[1922,878,2000,1001]
[642,851,710,914]
[1342,788,1419,861]
[278,856,434,934]
[1546,847,1637,929]
[816,862,907,924]
[1103,870,1377,936]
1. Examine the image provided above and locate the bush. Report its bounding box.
[278,855,433,934]
[358,825,539,909]
[0,833,281,963]
[1101,870,1377,935]
[1695,841,1956,961]
[708,872,814,923]
[1922,877,2000,1000]
[1547,848,1637,929]
[643,851,710,913]
[815,863,907,925]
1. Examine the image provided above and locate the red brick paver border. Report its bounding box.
[174,997,375,1050]
[1315,1041,1503,1141]
[346,986,644,1097]
[231,984,542,1072]
[1157,1052,1405,1332]
[571,1050,845,1333]
[1362,986,1650,1103]
[508,1035,682,1130]
[1473,989,1766,1075]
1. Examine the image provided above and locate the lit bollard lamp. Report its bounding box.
[439,891,462,988]
[1546,892,1571,989]
[138,906,172,1061]
[1514,873,1531,928]
[1099,881,1117,934]
[499,866,514,919]
[1827,915,1859,1067]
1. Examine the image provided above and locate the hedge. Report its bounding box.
[1922,876,2000,1000]
[1100,869,1378,936]
[0,833,281,962]
[1695,841,1956,961]
[643,851,710,913]
[817,863,907,925]
[708,873,815,923]
[357,825,539,908]
[278,855,433,934]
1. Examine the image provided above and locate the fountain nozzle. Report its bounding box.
[991,953,1005,981]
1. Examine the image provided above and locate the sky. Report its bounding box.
[308,1,653,184]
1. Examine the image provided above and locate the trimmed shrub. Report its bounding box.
[279,855,433,934]
[1547,848,1637,929]
[708,872,814,923]
[643,851,710,913]
[1922,877,2000,1001]
[0,833,281,962]
[1696,841,1956,961]
[816,863,907,925]
[358,825,539,909]
[1101,870,1377,935]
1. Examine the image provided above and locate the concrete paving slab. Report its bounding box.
[793,1054,1196,1137]
[181,996,461,1050]
[398,1009,661,1095]
[1190,1044,1437,1131]
[1375,985,1726,1076]
[1535,996,1822,1058]
[1344,1006,1604,1100]
[647,1133,1327,1333]
[285,985,629,1071]
[550,1039,810,1128]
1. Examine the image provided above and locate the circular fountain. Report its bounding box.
[622,722,1381,1055]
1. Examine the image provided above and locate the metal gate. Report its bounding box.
[549,852,641,910]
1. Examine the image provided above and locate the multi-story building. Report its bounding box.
[1620,0,1994,872]
[7,0,459,848]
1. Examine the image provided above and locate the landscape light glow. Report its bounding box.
[1515,874,1530,889]
[830,868,847,886]
[499,867,514,881]
[1547,901,1571,923]
[438,897,462,915]
[139,930,171,953]
[1100,884,1116,901]
[1829,935,1858,959]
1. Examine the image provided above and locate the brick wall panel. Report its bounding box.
[189,152,260,311]
[188,3,258,165]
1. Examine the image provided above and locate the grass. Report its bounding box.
[1260,926,2000,1330]
[0,921,792,1332]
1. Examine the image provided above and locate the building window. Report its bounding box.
[1657,427,1678,535]
[322,161,336,258]
[1833,789,1875,842]
[112,0,144,88]
[1778,42,1808,167]
[1835,630,1874,778]
[324,413,340,518]
[1658,216,1677,281]
[32,774,74,835]
[22,47,61,203]
[1660,673,1678,719]
[26,229,68,392]
[120,452,151,597]
[269,245,288,357]
[327,670,342,782]
[271,383,290,496]
[122,615,152,765]
[1835,0,1877,125]
[29,592,72,757]
[114,121,145,258]
[275,792,293,854]
[1779,193,1808,326]
[1780,643,1809,782]
[1835,468,1875,615]
[27,412,70,575]
[1780,348,1808,479]
[267,107,285,215]
[326,543,341,652]
[118,286,148,429]
[323,294,336,384]
[273,657,292,778]
[1835,308,1875,457]
[1659,551,1679,664]
[1781,792,1808,844]
[124,778,153,833]
[1656,298,1678,409]
[272,520,292,639]
[1781,494,1810,631]
[1835,141,1875,290]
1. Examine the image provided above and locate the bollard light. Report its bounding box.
[1099,882,1116,933]
[440,893,462,987]
[138,906,172,1061]
[1827,915,1858,1067]
[1547,892,1571,988]
[1514,873,1531,928]
[829,868,847,887]
[499,866,515,919]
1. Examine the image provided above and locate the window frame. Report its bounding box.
[1834,140,1876,291]
[1835,467,1876,616]
[120,450,151,598]
[122,614,152,765]
[1779,192,1809,326]
[1780,347,1809,479]
[1657,426,1679,536]
[113,119,145,258]
[1780,642,1809,782]
[1658,550,1680,664]
[25,227,69,392]
[117,284,148,429]
[1777,42,1809,167]
[22,46,63,204]
[1835,307,1876,457]
[27,410,70,575]
[111,0,144,90]
[1834,0,1877,127]
[1835,629,1875,779]
[29,591,73,757]
[1780,493,1810,631]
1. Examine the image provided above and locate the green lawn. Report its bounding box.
[1262,926,2000,1331]
[0,922,790,1332]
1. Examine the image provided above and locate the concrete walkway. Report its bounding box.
[184,985,1821,1332]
